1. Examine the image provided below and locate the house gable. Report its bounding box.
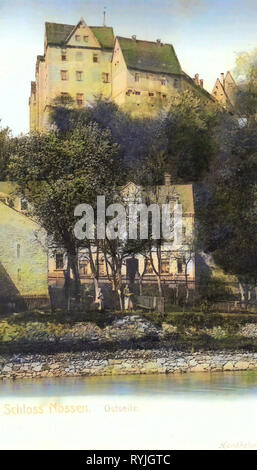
[66,19,101,49]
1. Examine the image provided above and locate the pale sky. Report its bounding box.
[1,0,257,135]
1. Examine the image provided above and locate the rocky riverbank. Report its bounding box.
[1,349,257,380]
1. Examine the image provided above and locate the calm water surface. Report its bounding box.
[1,371,257,449]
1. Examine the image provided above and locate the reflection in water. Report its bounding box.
[0,371,257,450]
[1,371,257,398]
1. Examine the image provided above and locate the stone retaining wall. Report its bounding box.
[1,349,257,380]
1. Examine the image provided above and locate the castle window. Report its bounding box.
[149,92,154,97]
[174,78,178,88]
[76,71,83,81]
[93,53,99,63]
[102,73,110,83]
[17,244,21,259]
[76,93,84,106]
[83,35,89,42]
[61,50,67,61]
[55,253,64,270]
[75,35,81,42]
[61,70,68,81]
[135,73,140,82]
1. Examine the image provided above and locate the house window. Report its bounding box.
[61,70,68,80]
[75,35,81,42]
[149,92,154,97]
[161,78,166,86]
[126,89,132,96]
[102,72,110,83]
[61,50,67,61]
[99,258,105,276]
[177,259,183,274]
[135,73,140,82]
[55,253,64,270]
[93,53,99,63]
[145,260,153,274]
[174,78,178,88]
[83,35,89,42]
[161,260,170,274]
[76,93,84,106]
[135,91,141,95]
[79,261,89,276]
[162,94,167,99]
[76,71,83,81]
[20,196,28,211]
[17,243,21,258]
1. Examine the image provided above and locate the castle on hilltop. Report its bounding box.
[29,17,212,131]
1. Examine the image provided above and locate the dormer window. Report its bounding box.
[75,35,81,42]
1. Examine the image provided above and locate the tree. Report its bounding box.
[9,122,122,305]
[197,86,257,304]
[0,123,12,180]
[164,91,220,182]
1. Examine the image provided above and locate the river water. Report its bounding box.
[0,371,257,449]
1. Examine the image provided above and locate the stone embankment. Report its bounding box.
[1,350,257,380]
[1,315,257,379]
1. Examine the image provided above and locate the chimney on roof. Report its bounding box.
[200,79,204,88]
[132,35,137,41]
[194,73,200,85]
[164,172,171,186]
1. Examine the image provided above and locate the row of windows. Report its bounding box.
[75,34,89,42]
[55,254,185,275]
[134,74,179,88]
[60,92,85,106]
[126,89,167,99]
[61,51,99,62]
[60,70,110,83]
